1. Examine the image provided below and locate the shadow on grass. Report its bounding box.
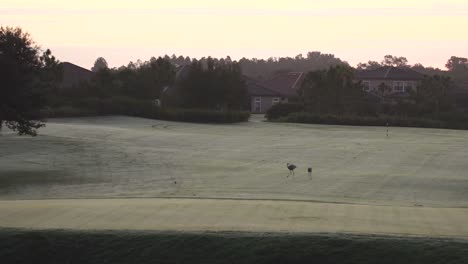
[0,170,104,194]
[0,229,467,264]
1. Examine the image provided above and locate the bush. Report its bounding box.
[99,96,157,118]
[71,97,100,110]
[275,112,466,129]
[435,111,468,129]
[265,103,304,120]
[41,106,97,118]
[161,108,250,123]
[42,96,250,123]
[42,97,159,119]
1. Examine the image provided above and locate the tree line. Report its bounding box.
[2,26,468,135]
[72,57,175,100]
[299,66,455,117]
[134,53,468,90]
[177,58,247,111]
[267,63,465,129]
[160,52,346,80]
[357,55,468,86]
[64,56,248,115]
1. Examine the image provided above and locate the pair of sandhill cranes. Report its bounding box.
[287,163,312,177]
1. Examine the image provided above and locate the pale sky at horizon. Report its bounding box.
[1,0,467,70]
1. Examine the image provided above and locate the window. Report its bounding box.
[404,81,413,92]
[393,81,404,93]
[363,81,371,92]
[272,97,280,105]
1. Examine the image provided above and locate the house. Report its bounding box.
[247,72,304,113]
[355,66,425,97]
[60,62,94,89]
[163,67,305,113]
[245,77,283,113]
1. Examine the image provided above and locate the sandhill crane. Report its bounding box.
[287,163,296,177]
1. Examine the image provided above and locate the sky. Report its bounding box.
[1,0,467,70]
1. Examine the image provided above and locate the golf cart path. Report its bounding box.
[1,198,467,239]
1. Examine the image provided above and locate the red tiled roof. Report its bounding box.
[261,72,304,98]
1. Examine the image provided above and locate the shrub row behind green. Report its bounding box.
[97,97,157,118]
[265,103,304,120]
[276,112,468,130]
[41,106,97,118]
[161,108,250,123]
[42,96,159,119]
[43,101,250,124]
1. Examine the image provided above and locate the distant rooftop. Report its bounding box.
[261,72,304,98]
[61,62,94,88]
[244,76,282,97]
[356,66,425,81]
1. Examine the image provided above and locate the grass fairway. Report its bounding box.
[1,116,468,207]
[1,229,468,264]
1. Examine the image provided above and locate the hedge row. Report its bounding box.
[42,97,250,123]
[41,106,97,118]
[42,97,158,118]
[275,112,468,130]
[265,103,304,120]
[160,108,250,123]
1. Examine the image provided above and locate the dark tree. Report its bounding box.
[357,55,410,70]
[91,57,109,72]
[445,56,468,72]
[357,60,382,70]
[179,58,247,110]
[413,75,455,117]
[39,49,63,103]
[0,26,58,136]
[299,65,364,115]
[382,55,408,67]
[71,56,175,102]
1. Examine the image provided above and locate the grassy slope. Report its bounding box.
[1,199,468,238]
[1,229,467,264]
